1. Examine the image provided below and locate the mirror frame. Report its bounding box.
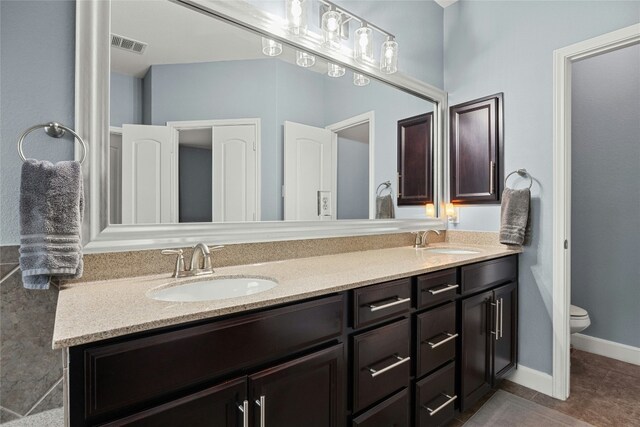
[76,0,448,253]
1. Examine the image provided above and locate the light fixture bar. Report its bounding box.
[316,0,395,40]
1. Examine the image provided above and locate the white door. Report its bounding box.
[284,121,336,221]
[212,124,258,222]
[109,128,123,224]
[121,124,174,224]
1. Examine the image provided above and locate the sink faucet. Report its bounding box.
[414,230,441,248]
[162,243,224,278]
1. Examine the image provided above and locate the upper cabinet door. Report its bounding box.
[450,93,503,204]
[397,112,434,205]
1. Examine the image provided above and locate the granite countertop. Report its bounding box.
[52,242,521,349]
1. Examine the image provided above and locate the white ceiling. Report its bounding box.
[434,0,459,9]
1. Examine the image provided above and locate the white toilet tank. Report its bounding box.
[570,304,591,334]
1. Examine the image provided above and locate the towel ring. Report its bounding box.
[17,122,87,164]
[504,168,533,189]
[376,181,392,197]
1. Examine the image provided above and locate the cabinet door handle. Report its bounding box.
[489,161,496,194]
[426,283,459,295]
[422,394,457,416]
[237,400,249,427]
[500,297,504,339]
[367,354,410,378]
[426,332,458,349]
[255,396,265,427]
[367,297,411,312]
[490,300,499,340]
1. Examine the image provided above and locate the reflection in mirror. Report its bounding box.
[109,0,435,224]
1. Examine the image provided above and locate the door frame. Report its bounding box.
[552,23,640,400]
[326,111,375,219]
[167,118,262,222]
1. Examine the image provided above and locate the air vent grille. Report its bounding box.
[111,33,147,54]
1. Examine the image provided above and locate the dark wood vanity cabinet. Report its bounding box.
[68,255,518,427]
[449,93,503,204]
[397,113,434,205]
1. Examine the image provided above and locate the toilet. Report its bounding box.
[570,305,591,334]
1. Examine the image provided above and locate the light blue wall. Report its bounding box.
[337,136,369,219]
[179,146,213,223]
[444,0,640,374]
[571,44,640,348]
[0,1,75,245]
[142,68,153,125]
[110,72,143,127]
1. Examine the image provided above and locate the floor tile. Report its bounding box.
[498,379,538,400]
[0,408,21,423]
[455,389,497,422]
[573,349,640,380]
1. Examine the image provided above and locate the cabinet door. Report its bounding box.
[249,344,344,427]
[459,290,493,412]
[102,377,246,427]
[397,112,434,205]
[449,93,503,204]
[492,282,518,382]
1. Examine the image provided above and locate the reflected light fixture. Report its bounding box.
[445,203,459,224]
[296,51,316,67]
[425,203,435,218]
[322,8,342,50]
[261,37,283,57]
[327,63,345,78]
[354,25,373,63]
[353,72,370,86]
[380,37,398,74]
[286,0,307,35]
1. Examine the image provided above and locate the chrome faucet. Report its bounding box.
[162,243,224,278]
[414,229,441,248]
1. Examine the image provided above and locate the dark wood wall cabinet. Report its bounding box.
[450,93,504,204]
[397,112,434,205]
[68,255,518,426]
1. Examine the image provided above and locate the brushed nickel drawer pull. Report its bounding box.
[426,284,459,295]
[237,400,249,427]
[367,354,410,378]
[423,394,457,416]
[490,300,500,341]
[500,297,504,338]
[255,396,265,427]
[368,297,411,312]
[426,332,458,349]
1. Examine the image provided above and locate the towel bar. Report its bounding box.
[17,122,88,164]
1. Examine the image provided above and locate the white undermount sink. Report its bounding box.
[421,248,480,255]
[148,277,277,302]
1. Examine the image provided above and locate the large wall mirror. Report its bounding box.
[77,0,448,252]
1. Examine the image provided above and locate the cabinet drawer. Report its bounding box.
[417,302,457,378]
[81,295,344,419]
[415,362,456,427]
[353,278,411,329]
[417,269,458,309]
[353,318,411,413]
[352,388,409,427]
[461,255,516,295]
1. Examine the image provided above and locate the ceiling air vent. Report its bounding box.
[111,33,147,54]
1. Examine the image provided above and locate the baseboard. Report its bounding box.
[507,364,553,397]
[572,333,640,366]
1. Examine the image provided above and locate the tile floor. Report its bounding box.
[448,350,640,427]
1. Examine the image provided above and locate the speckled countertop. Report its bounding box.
[52,243,521,349]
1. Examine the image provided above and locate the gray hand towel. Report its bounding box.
[19,159,84,289]
[500,187,531,246]
[376,194,395,219]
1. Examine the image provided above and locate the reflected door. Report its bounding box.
[212,124,258,222]
[284,121,335,221]
[122,124,175,224]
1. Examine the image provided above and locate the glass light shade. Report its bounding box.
[296,51,315,68]
[353,72,370,86]
[380,39,398,74]
[322,10,342,49]
[445,203,456,217]
[354,26,373,63]
[261,38,282,57]
[286,0,307,36]
[425,203,435,217]
[327,63,345,78]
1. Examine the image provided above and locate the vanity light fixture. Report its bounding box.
[286,0,307,36]
[353,72,370,86]
[445,203,459,224]
[321,8,342,50]
[354,25,374,64]
[380,37,398,74]
[424,203,435,218]
[327,62,345,78]
[296,50,316,67]
[261,37,283,57]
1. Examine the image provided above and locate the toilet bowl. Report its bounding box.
[570,305,591,334]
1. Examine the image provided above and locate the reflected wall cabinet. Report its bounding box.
[449,93,503,204]
[397,113,434,205]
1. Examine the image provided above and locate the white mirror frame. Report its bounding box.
[76,0,448,253]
